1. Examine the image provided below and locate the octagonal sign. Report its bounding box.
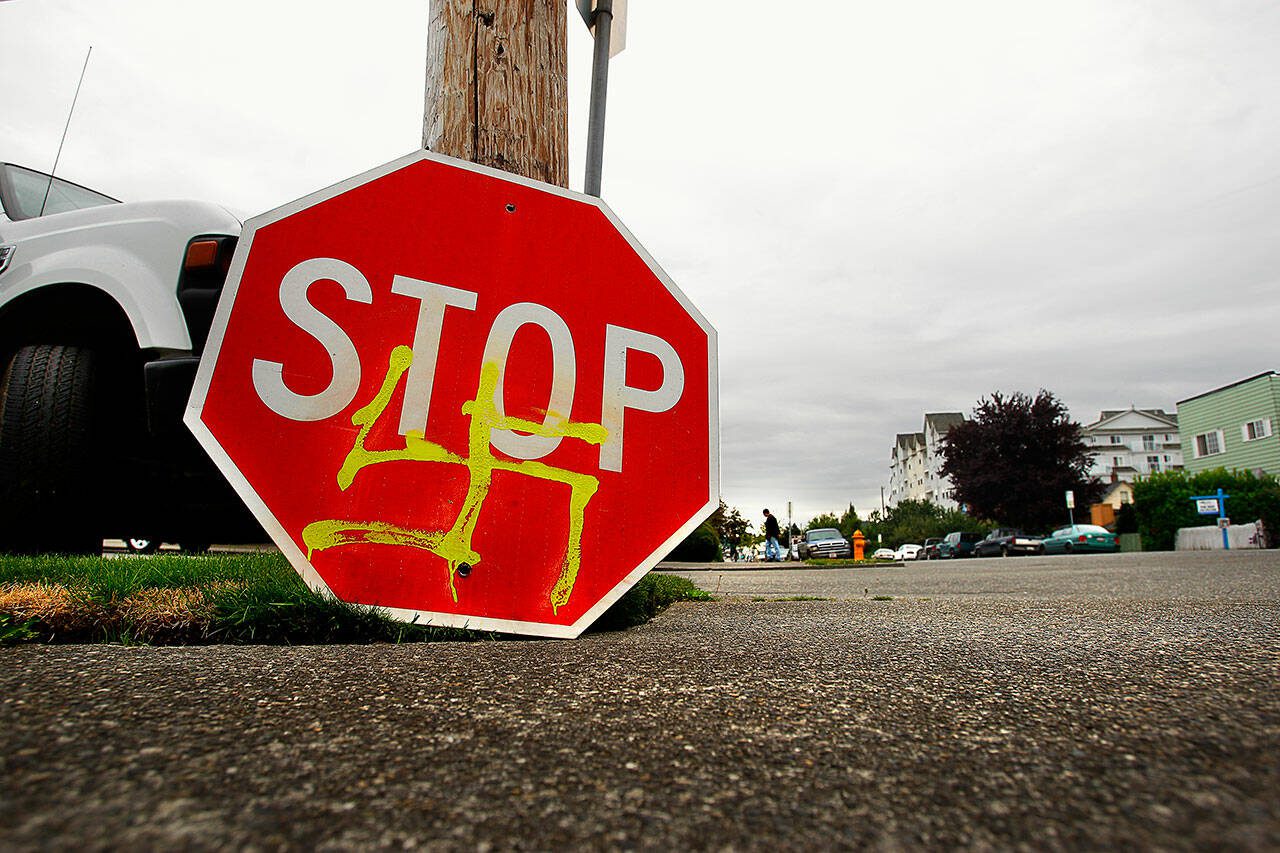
[185,151,718,638]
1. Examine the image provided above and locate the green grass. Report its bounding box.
[0,553,709,645]
[589,571,712,632]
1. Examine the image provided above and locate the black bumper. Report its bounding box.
[143,355,200,437]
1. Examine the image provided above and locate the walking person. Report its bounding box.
[763,508,782,562]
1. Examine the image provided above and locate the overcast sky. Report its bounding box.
[4,0,1279,526]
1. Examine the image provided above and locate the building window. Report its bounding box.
[1147,455,1160,472]
[1242,419,1272,442]
[1195,430,1223,458]
[1112,456,1123,466]
[1164,455,1171,462]
[1109,435,1122,444]
[1142,435,1155,451]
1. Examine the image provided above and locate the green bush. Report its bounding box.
[1133,469,1280,551]
[855,500,993,550]
[1115,502,1138,534]
[665,520,722,562]
[590,573,711,632]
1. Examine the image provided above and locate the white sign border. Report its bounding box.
[184,149,719,640]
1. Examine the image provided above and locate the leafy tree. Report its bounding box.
[866,500,988,549]
[708,500,750,558]
[880,499,944,545]
[858,509,886,550]
[806,513,841,531]
[837,504,861,538]
[940,390,1101,531]
[801,500,989,550]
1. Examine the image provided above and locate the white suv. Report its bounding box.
[0,163,260,552]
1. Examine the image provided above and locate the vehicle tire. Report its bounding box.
[180,543,211,554]
[0,345,104,554]
[127,537,161,554]
[1000,545,1009,557]
[1063,543,1073,554]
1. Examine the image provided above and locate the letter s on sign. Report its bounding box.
[251,257,371,421]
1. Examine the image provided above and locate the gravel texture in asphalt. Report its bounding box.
[1,550,1277,850]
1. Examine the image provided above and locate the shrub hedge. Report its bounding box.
[1133,468,1280,551]
[664,520,723,562]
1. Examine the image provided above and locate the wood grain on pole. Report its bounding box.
[424,0,568,188]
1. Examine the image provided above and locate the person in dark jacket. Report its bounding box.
[763,508,781,561]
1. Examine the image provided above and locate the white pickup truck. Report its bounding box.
[0,163,262,552]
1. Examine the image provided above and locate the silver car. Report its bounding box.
[798,528,853,559]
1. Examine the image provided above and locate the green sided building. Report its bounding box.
[1177,372,1280,475]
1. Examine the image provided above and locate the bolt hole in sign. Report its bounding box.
[185,151,718,638]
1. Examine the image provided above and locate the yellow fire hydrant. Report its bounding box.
[851,529,867,560]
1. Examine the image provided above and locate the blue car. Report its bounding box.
[1041,524,1118,554]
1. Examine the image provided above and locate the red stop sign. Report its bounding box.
[185,152,718,638]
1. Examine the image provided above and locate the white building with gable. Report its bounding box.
[888,413,966,511]
[1081,408,1183,481]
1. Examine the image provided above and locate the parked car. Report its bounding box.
[798,528,853,559]
[938,531,984,558]
[871,547,897,560]
[973,528,1044,557]
[894,543,923,561]
[0,163,262,553]
[921,537,943,560]
[1041,524,1118,554]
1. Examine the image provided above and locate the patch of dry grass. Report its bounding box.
[0,581,220,643]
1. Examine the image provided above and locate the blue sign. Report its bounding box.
[1189,489,1231,549]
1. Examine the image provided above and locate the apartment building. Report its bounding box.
[888,413,965,510]
[1081,407,1182,481]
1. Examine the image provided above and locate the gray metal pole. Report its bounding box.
[583,0,613,197]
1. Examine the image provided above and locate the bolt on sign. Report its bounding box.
[185,151,718,638]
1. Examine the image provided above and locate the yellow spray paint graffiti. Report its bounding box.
[301,345,608,613]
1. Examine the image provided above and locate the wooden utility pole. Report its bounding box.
[424,0,569,188]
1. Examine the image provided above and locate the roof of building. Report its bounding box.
[1098,408,1170,421]
[890,432,924,461]
[924,412,965,434]
[1084,407,1178,431]
[1099,480,1133,502]
[1176,371,1278,406]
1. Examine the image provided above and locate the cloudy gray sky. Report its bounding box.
[4,0,1279,525]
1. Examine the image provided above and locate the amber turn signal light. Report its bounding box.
[184,240,220,270]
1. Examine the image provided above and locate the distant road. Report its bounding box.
[2,550,1276,849]
[660,549,1279,600]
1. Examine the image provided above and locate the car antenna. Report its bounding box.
[39,45,92,217]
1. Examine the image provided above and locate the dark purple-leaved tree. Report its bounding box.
[940,390,1102,532]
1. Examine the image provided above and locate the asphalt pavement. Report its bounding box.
[2,550,1277,850]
